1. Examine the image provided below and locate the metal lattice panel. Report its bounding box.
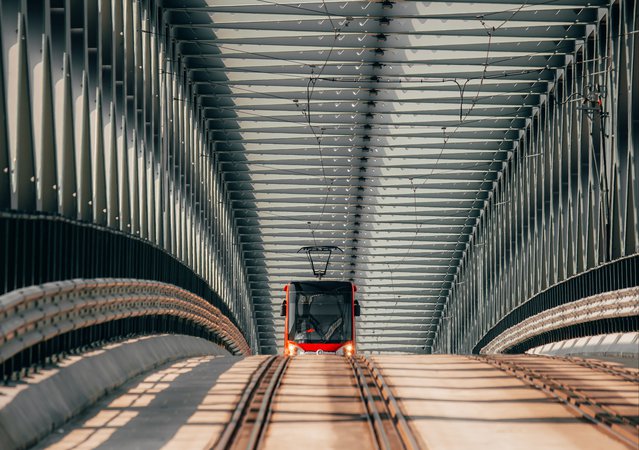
[161,0,628,354]
[0,1,258,350]
[433,0,638,353]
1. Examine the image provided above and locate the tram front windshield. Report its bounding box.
[287,281,352,344]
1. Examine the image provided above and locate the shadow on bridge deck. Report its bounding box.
[35,356,264,450]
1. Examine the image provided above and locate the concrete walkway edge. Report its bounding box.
[0,335,229,450]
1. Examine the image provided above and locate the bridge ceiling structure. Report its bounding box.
[161,0,627,354]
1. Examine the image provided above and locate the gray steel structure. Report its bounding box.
[0,0,257,350]
[0,0,636,355]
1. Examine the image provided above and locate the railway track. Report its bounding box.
[476,355,639,449]
[349,355,422,450]
[213,356,289,450]
[543,355,639,383]
[212,355,420,450]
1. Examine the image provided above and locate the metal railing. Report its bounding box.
[0,279,251,381]
[0,213,245,338]
[481,287,639,354]
[472,255,639,353]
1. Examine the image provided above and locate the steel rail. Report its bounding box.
[348,356,391,450]
[213,355,289,450]
[361,356,423,450]
[543,355,639,384]
[246,356,290,449]
[350,355,423,450]
[476,355,639,448]
[212,356,277,450]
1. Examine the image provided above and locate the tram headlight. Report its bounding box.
[337,342,354,356]
[287,343,297,355]
[344,343,354,356]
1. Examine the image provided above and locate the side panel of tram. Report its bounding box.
[281,280,359,356]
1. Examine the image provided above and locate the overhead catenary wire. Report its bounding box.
[300,2,351,237]
[158,0,621,352]
[249,0,589,21]
[424,0,632,348]
[381,2,530,346]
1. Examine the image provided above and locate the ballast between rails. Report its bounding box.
[0,278,252,368]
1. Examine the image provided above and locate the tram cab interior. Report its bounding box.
[282,280,360,356]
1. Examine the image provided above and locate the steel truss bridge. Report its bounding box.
[0,0,637,359]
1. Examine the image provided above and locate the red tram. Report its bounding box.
[281,280,360,356]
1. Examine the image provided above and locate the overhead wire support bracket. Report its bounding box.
[298,246,343,280]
